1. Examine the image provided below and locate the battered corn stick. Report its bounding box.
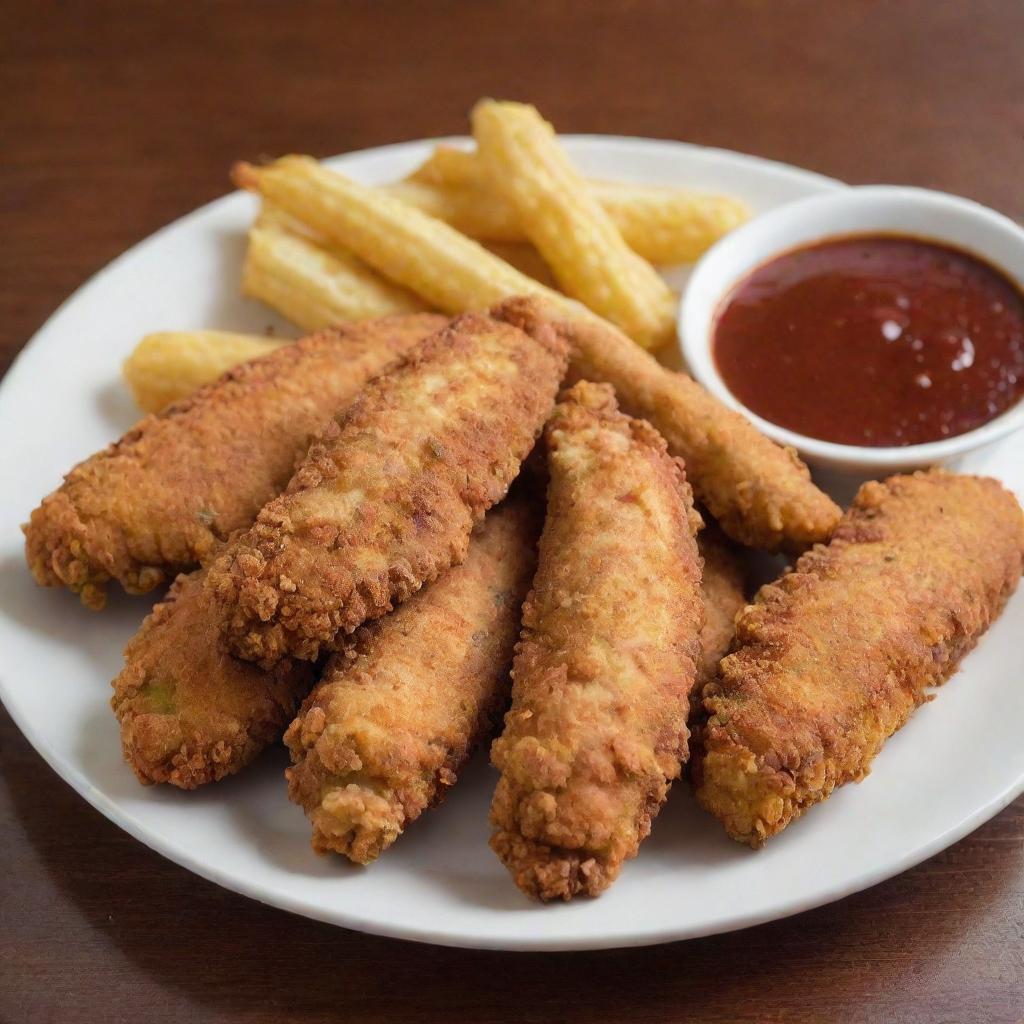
[243,207,429,332]
[112,565,315,788]
[408,145,491,188]
[231,157,578,321]
[493,296,842,552]
[383,180,586,273]
[694,525,746,717]
[123,331,287,413]
[382,179,523,244]
[694,470,1024,847]
[255,201,327,243]
[249,201,551,327]
[592,180,748,266]
[24,314,444,608]
[410,145,750,264]
[208,312,568,667]
[490,382,703,901]
[285,499,538,863]
[471,100,676,349]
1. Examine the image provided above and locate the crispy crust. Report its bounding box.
[489,381,703,900]
[23,313,445,607]
[492,295,842,553]
[284,499,539,863]
[693,469,1024,847]
[209,312,568,667]
[111,566,315,789]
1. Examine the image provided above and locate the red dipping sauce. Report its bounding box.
[713,235,1024,446]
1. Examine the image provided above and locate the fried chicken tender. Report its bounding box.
[490,381,703,901]
[209,312,568,668]
[694,469,1024,847]
[491,296,842,552]
[285,498,538,863]
[24,314,445,608]
[111,565,316,788]
[694,525,746,717]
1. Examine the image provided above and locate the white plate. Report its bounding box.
[1,138,1022,952]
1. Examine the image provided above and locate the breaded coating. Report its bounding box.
[491,296,842,553]
[209,312,568,667]
[490,381,703,901]
[111,565,315,789]
[285,499,538,863]
[694,525,747,717]
[694,469,1024,847]
[24,313,445,608]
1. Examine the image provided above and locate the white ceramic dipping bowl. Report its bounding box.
[679,185,1024,473]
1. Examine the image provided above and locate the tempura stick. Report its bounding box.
[490,382,703,900]
[112,565,315,788]
[472,100,677,349]
[25,314,444,607]
[208,312,568,667]
[493,297,843,552]
[694,470,1024,847]
[285,498,538,863]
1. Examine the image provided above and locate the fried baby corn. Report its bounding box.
[209,312,568,667]
[490,382,703,901]
[382,179,523,245]
[285,499,538,863]
[123,331,287,413]
[232,156,579,323]
[24,314,443,608]
[243,205,429,332]
[492,296,842,552]
[248,200,551,329]
[472,100,677,349]
[112,565,316,788]
[409,145,749,265]
[694,470,1024,847]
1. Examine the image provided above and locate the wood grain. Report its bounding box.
[2,2,1022,1021]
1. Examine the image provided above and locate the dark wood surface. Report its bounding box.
[2,2,1022,1021]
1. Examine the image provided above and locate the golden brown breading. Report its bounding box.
[111,565,315,789]
[24,314,445,608]
[491,296,842,553]
[693,469,1024,847]
[285,498,538,863]
[693,524,747,718]
[489,381,703,901]
[209,312,568,667]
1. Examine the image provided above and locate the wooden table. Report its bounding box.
[3,3,1022,1021]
